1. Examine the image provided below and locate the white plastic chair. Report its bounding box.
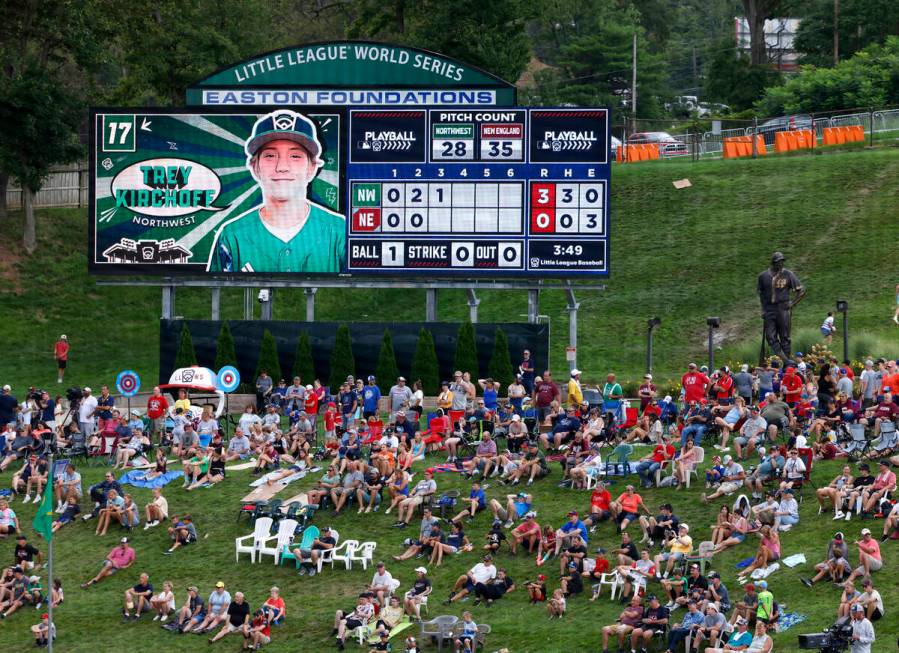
[316,528,340,572]
[684,446,705,488]
[234,517,273,563]
[654,459,673,486]
[258,519,298,565]
[351,541,378,570]
[331,539,360,570]
[592,571,622,600]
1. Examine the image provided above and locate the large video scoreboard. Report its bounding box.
[90,106,609,277]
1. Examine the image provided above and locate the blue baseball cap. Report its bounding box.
[246,110,322,160]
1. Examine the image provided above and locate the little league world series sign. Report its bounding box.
[186,41,517,107]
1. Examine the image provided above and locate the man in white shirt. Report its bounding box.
[367,562,398,606]
[446,554,496,603]
[779,449,807,491]
[849,603,875,653]
[79,387,98,436]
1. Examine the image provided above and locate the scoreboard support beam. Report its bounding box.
[467,289,480,323]
[261,289,273,321]
[565,287,580,372]
[426,289,438,322]
[527,290,539,324]
[161,286,175,320]
[244,288,253,320]
[211,287,221,321]
[305,288,317,322]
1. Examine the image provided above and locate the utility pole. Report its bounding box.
[692,46,698,90]
[833,0,839,65]
[632,32,638,134]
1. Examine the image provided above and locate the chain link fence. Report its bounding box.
[614,105,899,161]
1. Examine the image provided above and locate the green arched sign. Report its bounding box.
[187,41,516,107]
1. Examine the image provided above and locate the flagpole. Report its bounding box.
[47,453,54,653]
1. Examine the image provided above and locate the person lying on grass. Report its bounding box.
[80,538,135,588]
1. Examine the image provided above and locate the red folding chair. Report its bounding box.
[619,407,639,429]
[448,410,466,425]
[422,416,450,446]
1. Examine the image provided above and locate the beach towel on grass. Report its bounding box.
[241,483,287,503]
[250,470,306,488]
[133,459,176,470]
[777,613,807,631]
[736,556,755,569]
[118,470,183,489]
[226,461,258,471]
[782,553,806,568]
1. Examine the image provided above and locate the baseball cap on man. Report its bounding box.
[245,110,322,160]
[215,581,225,588]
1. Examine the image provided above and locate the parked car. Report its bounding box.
[756,114,813,145]
[628,131,688,155]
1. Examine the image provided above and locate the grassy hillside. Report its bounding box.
[1,147,898,394]
[0,450,894,652]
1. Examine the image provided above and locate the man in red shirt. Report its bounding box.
[533,372,560,423]
[881,361,899,396]
[635,433,675,488]
[54,335,69,384]
[712,368,735,404]
[781,367,803,406]
[862,391,899,437]
[146,387,169,441]
[681,363,709,405]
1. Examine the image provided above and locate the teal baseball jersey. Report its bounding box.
[208,203,346,273]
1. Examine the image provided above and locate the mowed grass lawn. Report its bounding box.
[1,147,899,392]
[0,445,896,652]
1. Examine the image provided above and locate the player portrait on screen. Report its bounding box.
[207,110,345,273]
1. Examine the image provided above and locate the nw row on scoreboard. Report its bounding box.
[347,239,607,273]
[349,180,605,236]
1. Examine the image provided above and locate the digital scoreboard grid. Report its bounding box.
[346,108,610,277]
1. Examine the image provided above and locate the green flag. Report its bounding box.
[32,467,54,541]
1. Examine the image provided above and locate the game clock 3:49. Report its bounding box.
[528,240,607,272]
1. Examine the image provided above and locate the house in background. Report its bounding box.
[735,17,801,71]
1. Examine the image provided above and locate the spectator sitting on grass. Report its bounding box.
[143,488,168,530]
[450,481,486,524]
[94,489,125,536]
[80,537,135,588]
[224,428,252,461]
[245,607,272,650]
[801,531,850,587]
[630,594,669,651]
[371,595,404,640]
[30,611,55,648]
[209,590,249,645]
[430,521,473,567]
[188,447,226,490]
[149,580,175,622]
[844,528,883,586]
[392,509,439,562]
[12,454,47,504]
[51,496,80,533]
[187,582,230,634]
[701,456,745,503]
[403,567,431,620]
[393,470,437,528]
[601,596,644,653]
[166,585,204,633]
[509,512,541,555]
[119,493,140,530]
[737,526,780,582]
[653,524,693,578]
[547,588,566,618]
[182,448,211,488]
[122,572,153,621]
[165,515,197,554]
[445,554,496,604]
